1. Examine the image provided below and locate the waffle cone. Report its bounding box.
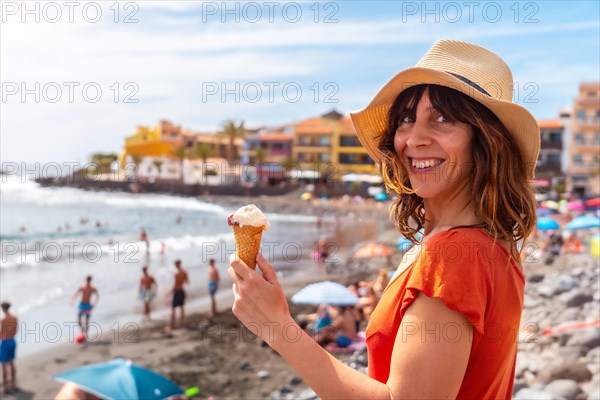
[232,225,264,270]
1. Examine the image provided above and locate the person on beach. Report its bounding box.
[139,266,158,321]
[0,302,18,394]
[139,227,150,255]
[169,259,189,330]
[71,276,99,338]
[207,259,220,319]
[314,306,358,348]
[228,40,537,398]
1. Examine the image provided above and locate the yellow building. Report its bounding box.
[566,82,600,196]
[292,110,376,179]
[120,120,243,170]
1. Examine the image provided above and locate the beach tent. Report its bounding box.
[537,217,560,231]
[53,358,185,400]
[291,281,359,306]
[565,215,600,231]
[354,243,392,258]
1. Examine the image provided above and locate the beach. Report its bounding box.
[1,176,390,398]
[2,178,599,399]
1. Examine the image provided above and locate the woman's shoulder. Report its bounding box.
[423,227,514,263]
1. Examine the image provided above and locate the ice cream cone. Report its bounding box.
[232,224,263,270]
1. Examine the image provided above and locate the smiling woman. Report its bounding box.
[228,39,538,400]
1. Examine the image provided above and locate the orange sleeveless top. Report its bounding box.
[366,229,524,399]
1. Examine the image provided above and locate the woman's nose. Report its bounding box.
[405,120,432,148]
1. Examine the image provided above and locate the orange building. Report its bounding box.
[292,110,376,179]
[566,82,600,196]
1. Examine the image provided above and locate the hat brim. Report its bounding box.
[350,67,540,179]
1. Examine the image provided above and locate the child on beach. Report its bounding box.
[169,260,189,330]
[228,40,537,398]
[0,302,18,394]
[139,266,158,321]
[207,259,220,319]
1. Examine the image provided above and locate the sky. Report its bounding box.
[1,0,599,165]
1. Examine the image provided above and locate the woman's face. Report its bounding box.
[393,90,473,201]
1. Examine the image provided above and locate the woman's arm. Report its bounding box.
[229,253,471,400]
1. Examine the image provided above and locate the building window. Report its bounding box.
[549,132,561,142]
[299,136,311,146]
[594,132,600,145]
[575,110,586,123]
[319,136,330,146]
[298,153,307,162]
[319,153,330,162]
[340,136,361,147]
[595,154,600,166]
[572,154,583,166]
[547,153,561,164]
[574,132,585,145]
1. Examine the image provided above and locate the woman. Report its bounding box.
[228,40,537,399]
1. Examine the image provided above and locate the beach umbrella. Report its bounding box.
[541,200,560,210]
[53,358,184,400]
[291,281,359,306]
[537,208,554,216]
[585,198,600,207]
[537,217,560,231]
[565,215,600,231]
[565,201,585,211]
[374,192,388,201]
[354,243,392,258]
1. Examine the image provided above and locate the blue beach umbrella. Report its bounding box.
[291,281,359,306]
[537,217,560,231]
[536,208,554,216]
[397,231,423,253]
[53,358,184,400]
[565,215,600,231]
[374,192,388,201]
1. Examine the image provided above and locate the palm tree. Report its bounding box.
[254,147,268,186]
[195,143,211,164]
[254,147,267,166]
[152,159,163,179]
[218,120,246,165]
[91,153,118,174]
[172,146,187,184]
[195,143,212,184]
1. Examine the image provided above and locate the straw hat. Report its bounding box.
[350,39,540,179]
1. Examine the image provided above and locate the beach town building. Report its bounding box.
[535,119,566,195]
[119,120,242,183]
[292,110,376,180]
[565,82,600,196]
[241,128,294,185]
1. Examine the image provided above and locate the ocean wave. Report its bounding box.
[0,233,233,270]
[1,176,225,213]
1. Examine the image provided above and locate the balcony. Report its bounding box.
[536,162,562,174]
[540,140,562,150]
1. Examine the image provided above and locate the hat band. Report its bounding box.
[445,71,491,97]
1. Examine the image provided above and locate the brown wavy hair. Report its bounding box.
[378,84,537,258]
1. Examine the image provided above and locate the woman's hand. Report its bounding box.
[228,253,294,346]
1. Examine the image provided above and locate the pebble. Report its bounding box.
[258,370,270,380]
[543,379,582,400]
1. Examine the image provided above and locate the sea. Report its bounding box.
[0,175,321,356]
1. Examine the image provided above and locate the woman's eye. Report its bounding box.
[401,116,414,123]
[435,114,447,123]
